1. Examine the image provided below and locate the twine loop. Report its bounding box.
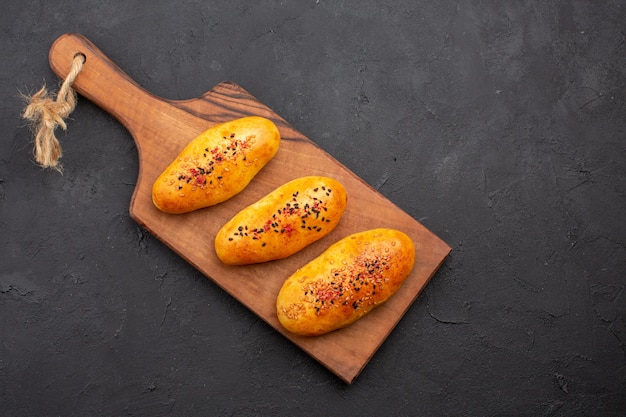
[22,53,85,172]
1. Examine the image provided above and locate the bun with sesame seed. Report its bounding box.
[214,176,348,265]
[152,116,280,214]
[276,228,415,336]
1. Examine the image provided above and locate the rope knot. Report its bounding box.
[22,53,85,172]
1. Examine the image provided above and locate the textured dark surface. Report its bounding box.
[2,1,625,416]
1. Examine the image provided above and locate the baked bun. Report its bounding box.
[276,228,415,336]
[152,116,280,214]
[215,176,348,265]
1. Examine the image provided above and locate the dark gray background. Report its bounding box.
[2,1,625,416]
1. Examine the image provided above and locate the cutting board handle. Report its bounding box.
[48,33,207,144]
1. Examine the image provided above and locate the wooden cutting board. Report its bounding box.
[49,33,451,383]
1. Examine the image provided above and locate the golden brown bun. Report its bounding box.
[152,116,280,214]
[276,228,415,336]
[215,176,348,265]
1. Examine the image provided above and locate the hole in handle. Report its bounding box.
[73,52,86,63]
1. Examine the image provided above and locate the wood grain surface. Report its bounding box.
[49,33,450,383]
